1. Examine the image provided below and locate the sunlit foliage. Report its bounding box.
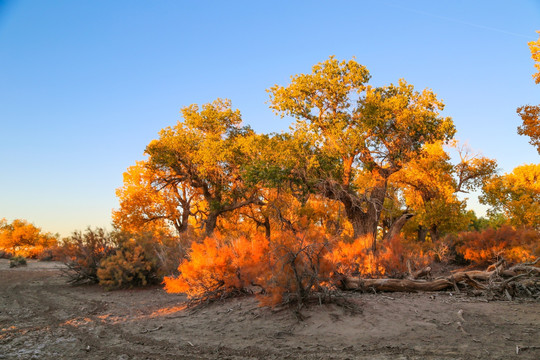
[517,31,540,153]
[113,161,197,235]
[394,141,496,241]
[454,226,539,264]
[268,57,455,250]
[529,31,540,84]
[0,218,58,258]
[146,99,262,236]
[481,164,540,230]
[163,233,270,302]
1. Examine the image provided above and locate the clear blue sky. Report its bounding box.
[1,0,539,236]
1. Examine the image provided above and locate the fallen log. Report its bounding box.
[342,277,452,292]
[340,258,540,296]
[450,270,493,282]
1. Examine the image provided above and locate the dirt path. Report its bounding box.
[1,259,539,359]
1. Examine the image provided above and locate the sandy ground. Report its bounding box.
[0,259,539,360]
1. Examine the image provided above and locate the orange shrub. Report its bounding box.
[327,235,423,278]
[455,226,539,265]
[164,228,334,306]
[327,235,380,276]
[163,233,270,302]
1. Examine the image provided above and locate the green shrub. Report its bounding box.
[97,240,158,289]
[9,255,27,268]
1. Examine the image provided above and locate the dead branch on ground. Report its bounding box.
[339,258,540,300]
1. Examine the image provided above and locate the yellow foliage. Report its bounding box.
[481,164,540,229]
[530,31,540,84]
[517,31,540,154]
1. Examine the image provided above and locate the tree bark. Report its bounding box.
[204,213,218,237]
[263,216,271,240]
[383,213,414,241]
[318,173,389,251]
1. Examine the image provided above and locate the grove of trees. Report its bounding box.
[108,54,539,304]
[4,34,538,307]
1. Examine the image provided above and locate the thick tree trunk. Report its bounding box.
[204,213,218,237]
[383,213,414,241]
[347,209,375,239]
[345,185,387,251]
[319,173,389,251]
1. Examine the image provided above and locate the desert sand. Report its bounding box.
[1,259,538,359]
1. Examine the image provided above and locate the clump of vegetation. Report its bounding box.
[59,228,182,289]
[58,228,117,284]
[53,47,540,304]
[164,233,270,303]
[97,242,158,290]
[0,249,13,259]
[453,226,539,265]
[9,255,27,268]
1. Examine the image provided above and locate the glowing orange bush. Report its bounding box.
[163,233,270,301]
[164,228,335,306]
[455,226,539,264]
[327,235,417,278]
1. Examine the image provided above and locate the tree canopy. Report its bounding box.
[481,163,540,230]
[517,31,540,154]
[268,57,455,248]
[145,99,262,236]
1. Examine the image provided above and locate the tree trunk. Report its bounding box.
[347,209,376,239]
[263,216,271,240]
[417,225,428,242]
[345,184,387,252]
[319,173,388,251]
[204,213,218,237]
[429,225,440,242]
[383,213,414,241]
[173,210,190,234]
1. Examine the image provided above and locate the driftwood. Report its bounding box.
[341,258,540,299]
